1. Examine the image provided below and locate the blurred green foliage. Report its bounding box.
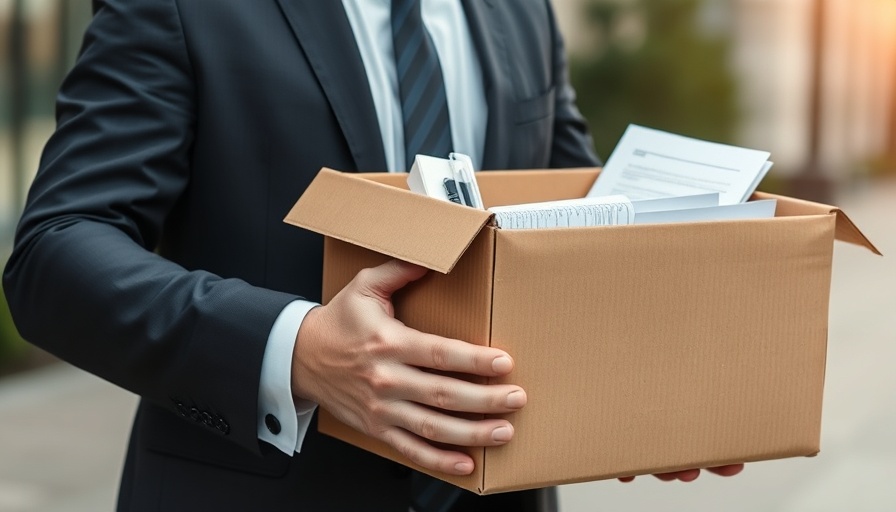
[0,282,28,371]
[570,0,739,160]
[867,153,896,177]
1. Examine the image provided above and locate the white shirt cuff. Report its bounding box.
[258,299,320,454]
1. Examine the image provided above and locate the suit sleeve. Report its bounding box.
[2,0,297,455]
[545,0,602,169]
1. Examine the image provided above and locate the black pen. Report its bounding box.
[443,178,463,205]
[456,180,475,207]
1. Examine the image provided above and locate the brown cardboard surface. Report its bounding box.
[285,168,876,494]
[484,216,833,492]
[475,169,599,207]
[753,191,880,255]
[284,168,492,273]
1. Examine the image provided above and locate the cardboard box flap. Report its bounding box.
[284,168,493,273]
[829,208,881,256]
[754,191,881,255]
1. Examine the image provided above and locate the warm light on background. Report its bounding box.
[0,2,894,511]
[553,0,896,184]
[2,0,896,220]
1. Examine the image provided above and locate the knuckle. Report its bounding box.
[367,368,395,394]
[418,415,441,441]
[367,400,387,420]
[432,384,454,410]
[396,441,422,466]
[470,427,491,446]
[474,351,491,374]
[355,267,375,284]
[368,325,391,347]
[429,340,451,371]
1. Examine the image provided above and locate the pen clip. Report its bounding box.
[442,178,463,205]
[449,153,483,209]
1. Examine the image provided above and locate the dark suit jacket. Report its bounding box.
[3,0,599,510]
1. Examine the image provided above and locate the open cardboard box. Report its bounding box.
[284,168,879,495]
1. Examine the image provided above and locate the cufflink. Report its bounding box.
[265,414,281,435]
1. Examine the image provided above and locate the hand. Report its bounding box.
[291,259,526,476]
[618,464,744,483]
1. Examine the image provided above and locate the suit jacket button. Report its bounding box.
[189,407,201,422]
[265,414,281,435]
[201,412,213,426]
[215,418,230,435]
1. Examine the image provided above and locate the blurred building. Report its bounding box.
[3,0,896,236]
[554,0,896,182]
[1,0,92,247]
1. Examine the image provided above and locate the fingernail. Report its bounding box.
[454,462,473,474]
[505,390,527,409]
[492,426,513,442]
[492,356,513,373]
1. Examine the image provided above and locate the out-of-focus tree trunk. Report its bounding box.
[10,0,27,216]
[791,0,834,203]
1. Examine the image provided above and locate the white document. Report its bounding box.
[634,199,777,225]
[742,161,774,203]
[631,193,719,214]
[489,195,635,229]
[588,125,772,206]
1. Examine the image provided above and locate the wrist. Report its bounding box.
[291,304,324,404]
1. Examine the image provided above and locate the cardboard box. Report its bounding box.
[284,168,879,494]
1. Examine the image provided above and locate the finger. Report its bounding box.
[653,469,700,482]
[397,329,517,377]
[397,367,526,414]
[617,476,635,483]
[675,469,700,482]
[706,464,744,477]
[381,427,476,476]
[388,401,515,447]
[358,259,428,300]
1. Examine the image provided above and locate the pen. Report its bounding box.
[443,178,463,205]
[456,180,475,207]
[449,153,483,208]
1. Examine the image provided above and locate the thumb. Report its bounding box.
[360,259,429,300]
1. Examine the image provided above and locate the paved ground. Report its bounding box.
[0,179,893,512]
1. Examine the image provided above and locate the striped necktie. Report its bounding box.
[391,0,453,170]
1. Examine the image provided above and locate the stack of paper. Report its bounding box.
[588,124,773,205]
[408,124,778,229]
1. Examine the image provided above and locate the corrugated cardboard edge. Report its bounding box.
[480,449,821,495]
[284,168,494,273]
[754,191,881,255]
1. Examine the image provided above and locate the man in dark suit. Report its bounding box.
[3,1,741,510]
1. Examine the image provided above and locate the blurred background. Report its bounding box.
[0,0,894,510]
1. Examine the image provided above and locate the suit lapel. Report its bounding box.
[461,0,513,170]
[274,0,387,172]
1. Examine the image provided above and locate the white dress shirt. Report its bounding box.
[257,0,488,454]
